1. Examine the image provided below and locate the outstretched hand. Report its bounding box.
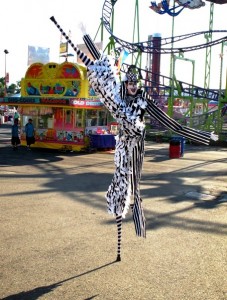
[210,132,218,141]
[78,22,86,35]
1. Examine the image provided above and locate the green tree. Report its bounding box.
[0,78,21,96]
[0,77,5,97]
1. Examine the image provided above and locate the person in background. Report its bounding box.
[14,111,20,123]
[11,119,20,150]
[25,118,35,150]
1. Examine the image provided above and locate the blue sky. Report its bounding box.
[0,0,226,89]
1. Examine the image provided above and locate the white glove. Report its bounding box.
[210,131,218,141]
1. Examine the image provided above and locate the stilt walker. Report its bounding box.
[50,17,218,262]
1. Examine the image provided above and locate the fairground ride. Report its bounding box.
[98,0,227,142]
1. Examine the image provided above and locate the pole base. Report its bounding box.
[116,254,121,262]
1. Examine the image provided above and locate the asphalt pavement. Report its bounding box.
[0,123,227,300]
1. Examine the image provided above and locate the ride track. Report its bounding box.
[50,1,226,135]
[102,0,227,101]
[102,0,227,54]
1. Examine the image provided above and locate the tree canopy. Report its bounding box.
[0,77,21,96]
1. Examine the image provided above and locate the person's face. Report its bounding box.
[126,81,138,96]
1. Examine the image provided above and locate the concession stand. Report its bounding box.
[0,61,117,151]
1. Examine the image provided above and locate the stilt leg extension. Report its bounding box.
[116,215,122,262]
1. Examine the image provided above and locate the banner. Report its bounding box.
[59,42,68,54]
[59,30,71,55]
[5,72,9,83]
[27,46,50,66]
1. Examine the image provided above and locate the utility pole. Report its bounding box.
[4,49,9,96]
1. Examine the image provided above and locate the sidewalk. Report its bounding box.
[0,124,227,300]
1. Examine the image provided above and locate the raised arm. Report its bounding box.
[144,92,218,145]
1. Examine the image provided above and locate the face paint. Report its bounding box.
[126,81,138,96]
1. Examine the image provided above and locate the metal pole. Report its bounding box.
[217,41,227,135]
[168,7,175,117]
[4,49,9,96]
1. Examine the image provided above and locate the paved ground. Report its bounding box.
[0,124,227,300]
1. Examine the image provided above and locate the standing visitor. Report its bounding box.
[25,118,35,150]
[14,111,20,123]
[11,119,20,150]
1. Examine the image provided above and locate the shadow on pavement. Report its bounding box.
[2,261,116,300]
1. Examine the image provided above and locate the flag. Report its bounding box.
[117,49,129,73]
[59,42,68,54]
[59,30,71,55]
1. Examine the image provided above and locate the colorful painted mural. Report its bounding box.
[0,61,115,152]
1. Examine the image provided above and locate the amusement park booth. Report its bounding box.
[1,62,117,151]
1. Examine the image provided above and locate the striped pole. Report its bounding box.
[116,215,122,262]
[51,16,124,261]
[82,34,101,60]
[50,16,93,67]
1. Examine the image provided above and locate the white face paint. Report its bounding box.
[126,81,138,96]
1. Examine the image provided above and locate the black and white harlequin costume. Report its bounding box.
[87,55,218,261]
[49,18,217,262]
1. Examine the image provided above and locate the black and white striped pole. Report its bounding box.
[50,16,123,262]
[50,16,94,67]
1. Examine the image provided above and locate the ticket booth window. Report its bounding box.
[63,109,74,130]
[98,110,107,126]
[75,109,84,128]
[65,109,72,124]
[86,110,98,127]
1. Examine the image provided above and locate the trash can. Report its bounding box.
[169,139,181,159]
[171,136,185,157]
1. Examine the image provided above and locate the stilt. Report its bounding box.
[116,215,122,262]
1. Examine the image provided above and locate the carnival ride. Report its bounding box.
[100,0,227,141]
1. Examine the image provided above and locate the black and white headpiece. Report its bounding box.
[121,65,141,82]
[125,70,138,82]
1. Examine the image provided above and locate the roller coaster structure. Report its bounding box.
[99,0,227,141]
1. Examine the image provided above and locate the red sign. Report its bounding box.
[6,73,9,83]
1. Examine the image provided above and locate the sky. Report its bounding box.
[0,0,226,89]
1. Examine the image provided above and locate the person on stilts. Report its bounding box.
[50,17,218,262]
